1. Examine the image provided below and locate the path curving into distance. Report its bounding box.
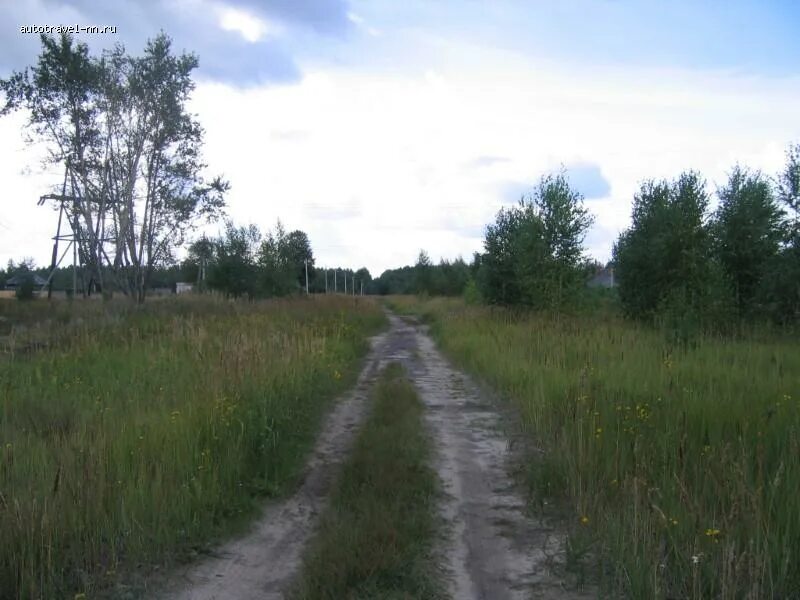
[162,311,589,600]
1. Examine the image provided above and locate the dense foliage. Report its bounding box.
[372,254,472,296]
[614,148,800,328]
[478,172,594,309]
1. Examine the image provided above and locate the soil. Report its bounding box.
[161,311,592,600]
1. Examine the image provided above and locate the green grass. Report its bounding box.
[0,295,385,599]
[388,296,800,599]
[291,363,444,600]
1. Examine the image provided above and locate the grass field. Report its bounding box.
[0,295,384,599]
[292,363,443,600]
[389,296,800,599]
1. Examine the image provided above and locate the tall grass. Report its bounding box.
[390,296,800,599]
[292,363,443,600]
[0,295,384,599]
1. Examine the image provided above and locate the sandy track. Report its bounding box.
[159,327,392,600]
[162,311,589,600]
[386,314,591,600]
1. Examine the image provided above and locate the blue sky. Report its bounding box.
[1,0,799,274]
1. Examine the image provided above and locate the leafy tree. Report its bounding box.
[480,206,526,305]
[614,172,723,325]
[283,230,314,291]
[761,144,800,323]
[255,222,315,296]
[480,172,594,309]
[713,167,783,317]
[414,250,433,294]
[354,267,372,295]
[0,33,227,303]
[182,236,214,289]
[207,222,261,298]
[373,266,416,295]
[778,144,800,240]
[10,261,38,301]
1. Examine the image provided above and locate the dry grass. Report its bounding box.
[0,295,385,599]
[390,296,800,599]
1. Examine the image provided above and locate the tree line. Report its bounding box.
[613,155,799,327]
[468,149,799,330]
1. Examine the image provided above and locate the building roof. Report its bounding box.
[4,273,48,287]
[588,267,615,288]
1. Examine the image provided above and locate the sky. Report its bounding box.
[1,0,800,276]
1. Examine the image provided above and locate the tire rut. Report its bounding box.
[159,326,393,600]
[162,311,591,600]
[384,313,592,600]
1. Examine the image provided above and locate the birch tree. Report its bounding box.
[0,32,227,302]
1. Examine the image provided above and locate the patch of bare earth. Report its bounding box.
[159,327,392,600]
[163,312,592,599]
[387,313,593,600]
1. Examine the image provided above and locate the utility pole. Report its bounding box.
[334,269,337,293]
[325,269,328,294]
[72,209,78,297]
[304,259,309,295]
[360,280,363,296]
[344,271,347,295]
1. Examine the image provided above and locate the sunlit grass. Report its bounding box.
[0,295,385,599]
[389,296,800,599]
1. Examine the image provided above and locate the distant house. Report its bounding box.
[176,282,194,294]
[588,267,615,288]
[4,273,48,289]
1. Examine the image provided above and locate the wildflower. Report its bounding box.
[691,553,703,565]
[596,427,603,434]
[670,518,678,526]
[705,528,721,537]
[333,370,342,380]
[580,515,590,525]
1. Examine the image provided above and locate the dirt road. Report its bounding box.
[162,311,586,600]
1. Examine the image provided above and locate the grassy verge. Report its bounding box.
[0,295,385,599]
[388,295,800,599]
[292,363,443,600]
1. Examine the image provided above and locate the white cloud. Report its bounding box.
[2,34,800,275]
[346,11,381,37]
[217,4,282,43]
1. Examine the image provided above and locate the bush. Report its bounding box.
[463,278,481,305]
[15,276,36,301]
